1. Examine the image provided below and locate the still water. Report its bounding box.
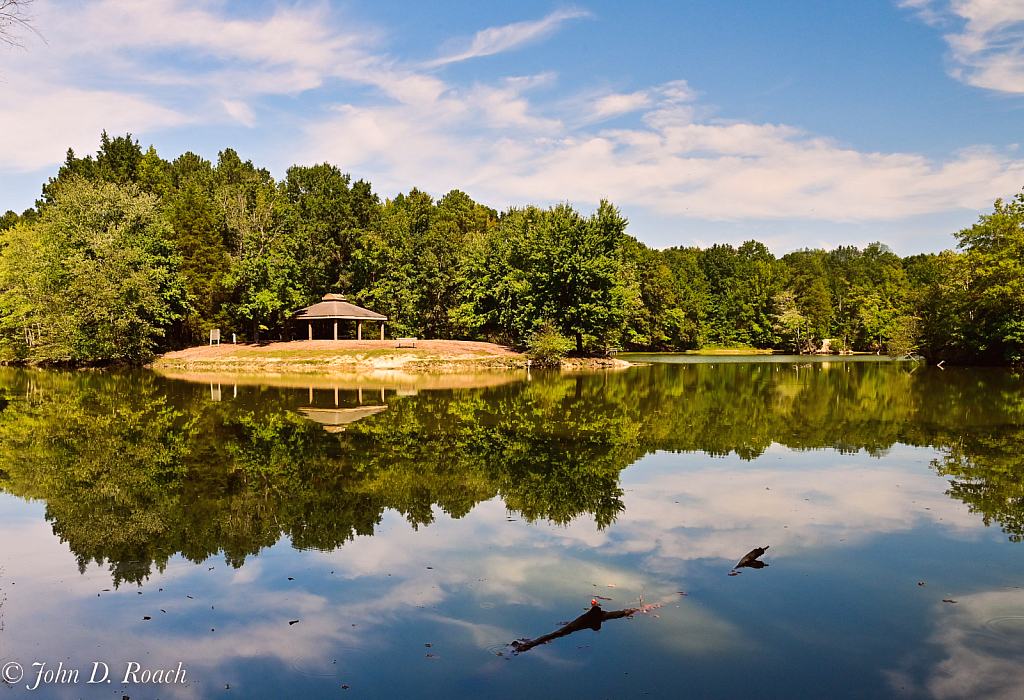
[0,359,1022,699]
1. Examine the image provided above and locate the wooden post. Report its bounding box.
[380,322,385,340]
[333,321,338,341]
[309,387,313,403]
[308,323,313,341]
[334,387,338,406]
[357,322,362,340]
[358,387,363,404]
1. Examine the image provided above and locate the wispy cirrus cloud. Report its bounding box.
[425,8,590,66]
[903,0,1024,93]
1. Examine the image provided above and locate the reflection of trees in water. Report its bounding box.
[0,363,1022,585]
[931,431,1024,542]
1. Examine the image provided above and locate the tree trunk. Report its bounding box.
[575,331,583,354]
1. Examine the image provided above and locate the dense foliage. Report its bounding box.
[2,132,1022,363]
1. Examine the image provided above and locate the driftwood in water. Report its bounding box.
[736,545,770,569]
[510,605,639,654]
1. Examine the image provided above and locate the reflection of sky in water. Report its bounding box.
[2,440,1022,699]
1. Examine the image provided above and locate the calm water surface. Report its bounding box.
[1,360,1023,699]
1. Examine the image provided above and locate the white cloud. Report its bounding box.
[425,8,590,66]
[0,76,186,171]
[887,589,1024,699]
[304,82,1024,221]
[903,0,1024,93]
[221,100,256,128]
[590,91,653,120]
[3,0,1024,229]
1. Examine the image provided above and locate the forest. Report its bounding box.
[1,132,1022,364]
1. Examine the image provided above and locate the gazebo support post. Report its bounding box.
[357,322,362,341]
[308,323,312,341]
[333,321,338,341]
[380,323,385,340]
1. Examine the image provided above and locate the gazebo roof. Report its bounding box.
[294,294,387,321]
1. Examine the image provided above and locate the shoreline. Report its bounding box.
[150,339,632,374]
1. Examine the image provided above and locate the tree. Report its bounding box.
[40,132,144,205]
[542,201,630,353]
[1,0,41,48]
[0,177,190,362]
[887,315,919,358]
[772,291,806,352]
[940,193,1024,362]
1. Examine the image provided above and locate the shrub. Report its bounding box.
[525,322,573,366]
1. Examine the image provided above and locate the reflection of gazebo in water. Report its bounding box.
[296,385,388,433]
[293,294,387,341]
[298,406,388,433]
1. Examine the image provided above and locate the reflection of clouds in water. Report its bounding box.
[887,590,1024,700]
[1,494,743,694]
[588,445,981,575]
[0,441,988,690]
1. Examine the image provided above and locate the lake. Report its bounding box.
[0,358,1022,699]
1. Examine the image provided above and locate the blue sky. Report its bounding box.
[3,0,1024,254]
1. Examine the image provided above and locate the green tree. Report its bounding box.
[939,193,1024,362]
[0,177,190,362]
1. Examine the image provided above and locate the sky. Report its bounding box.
[3,0,1024,254]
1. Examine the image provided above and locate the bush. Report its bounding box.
[525,322,573,366]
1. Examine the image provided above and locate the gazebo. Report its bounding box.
[293,294,387,340]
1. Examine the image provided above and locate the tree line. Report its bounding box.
[1,132,1022,363]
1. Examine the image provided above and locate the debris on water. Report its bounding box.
[427,567,433,569]
[288,577,294,580]
[728,572,739,577]
[918,582,926,586]
[594,595,612,601]
[424,644,432,647]
[426,654,437,658]
[161,609,166,613]
[942,600,957,604]
[607,584,617,587]
[187,595,193,599]
[736,546,770,569]
[143,616,151,620]
[342,686,349,690]
[678,592,688,596]
[289,620,299,625]
[209,567,214,571]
